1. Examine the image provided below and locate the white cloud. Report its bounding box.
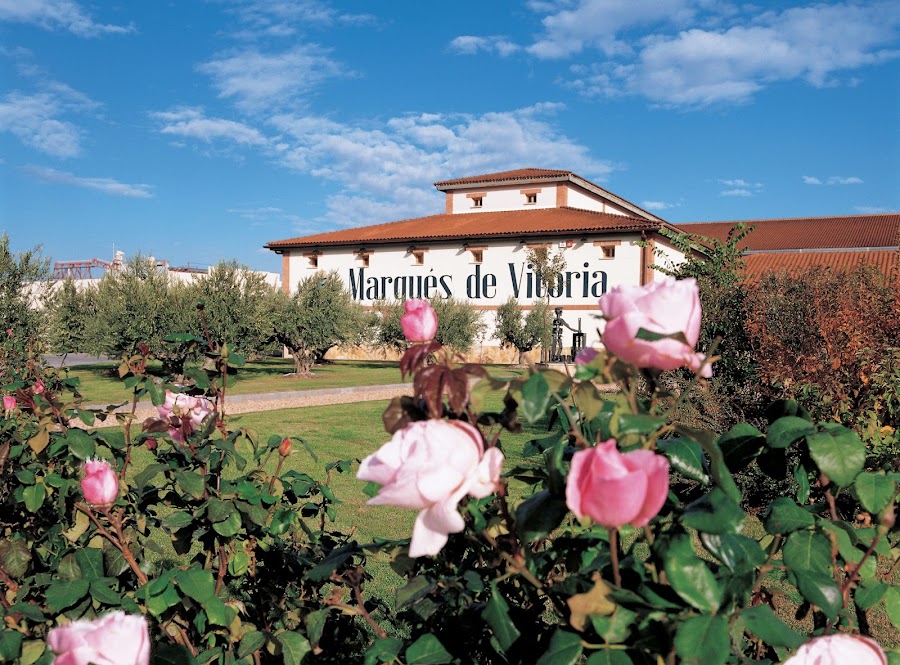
[227,0,374,39]
[719,178,760,188]
[449,35,520,57]
[152,107,269,146]
[804,175,864,185]
[718,178,762,196]
[0,92,82,157]
[197,45,347,113]
[641,200,677,210]
[0,0,133,36]
[720,188,752,197]
[854,205,892,214]
[24,165,153,197]
[530,1,900,107]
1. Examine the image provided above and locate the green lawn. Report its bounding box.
[63,358,528,406]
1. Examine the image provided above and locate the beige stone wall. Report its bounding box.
[323,344,543,365]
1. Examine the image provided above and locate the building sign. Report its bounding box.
[348,261,609,302]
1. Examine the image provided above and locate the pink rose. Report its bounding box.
[156,390,214,443]
[34,379,45,395]
[3,395,15,410]
[598,277,712,377]
[566,439,669,529]
[48,611,150,665]
[783,634,887,665]
[400,299,438,343]
[81,459,119,506]
[357,419,504,557]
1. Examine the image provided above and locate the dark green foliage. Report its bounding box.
[494,297,549,364]
[0,233,51,338]
[376,297,482,352]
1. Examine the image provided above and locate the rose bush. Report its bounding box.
[0,279,896,664]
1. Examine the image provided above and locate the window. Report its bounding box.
[305,253,319,268]
[412,250,425,265]
[602,245,615,259]
[357,252,370,267]
[520,188,540,205]
[467,192,486,208]
[526,193,537,204]
[467,248,484,263]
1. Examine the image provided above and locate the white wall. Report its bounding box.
[449,184,556,212]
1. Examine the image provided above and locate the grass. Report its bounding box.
[62,358,528,406]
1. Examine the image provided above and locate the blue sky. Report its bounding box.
[1,0,898,273]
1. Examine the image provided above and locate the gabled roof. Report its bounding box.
[678,213,900,251]
[265,207,673,250]
[744,249,898,280]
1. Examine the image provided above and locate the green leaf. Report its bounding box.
[175,471,206,500]
[794,571,842,620]
[0,629,23,661]
[767,416,816,449]
[66,430,95,460]
[396,576,434,609]
[586,650,634,665]
[147,381,165,407]
[74,547,104,580]
[365,638,403,665]
[8,602,44,622]
[483,583,521,653]
[89,580,122,605]
[674,614,729,665]
[657,437,709,484]
[203,596,228,626]
[515,489,569,541]
[205,498,233,523]
[237,631,267,659]
[160,510,194,531]
[663,533,723,613]
[590,607,637,645]
[806,423,865,487]
[740,605,805,649]
[676,425,741,503]
[783,531,832,575]
[19,640,44,665]
[177,568,216,602]
[134,463,168,489]
[764,497,815,534]
[718,423,766,472]
[855,580,888,610]
[0,539,31,578]
[149,643,194,665]
[885,587,900,630]
[405,633,453,665]
[535,630,583,665]
[22,483,44,513]
[212,510,242,537]
[228,551,250,577]
[700,533,766,574]
[853,472,897,514]
[45,579,89,613]
[616,414,666,436]
[682,488,745,534]
[519,372,551,424]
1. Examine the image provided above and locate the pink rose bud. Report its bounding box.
[279,437,292,457]
[3,395,16,410]
[81,459,119,506]
[566,439,669,529]
[6,328,11,336]
[400,299,438,343]
[357,419,504,557]
[598,277,712,377]
[575,347,599,365]
[783,634,887,665]
[48,611,150,665]
[34,379,45,394]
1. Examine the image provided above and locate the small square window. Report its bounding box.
[413,250,425,265]
[601,245,615,259]
[472,196,483,208]
[358,252,370,267]
[306,254,319,268]
[470,249,483,263]
[526,193,537,204]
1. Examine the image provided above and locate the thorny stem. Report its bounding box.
[76,504,148,585]
[609,528,622,587]
[119,387,140,481]
[751,534,783,594]
[268,454,287,495]
[216,545,228,595]
[330,568,387,638]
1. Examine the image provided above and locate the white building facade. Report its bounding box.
[266,168,689,361]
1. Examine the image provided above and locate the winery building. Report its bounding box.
[265,168,899,361]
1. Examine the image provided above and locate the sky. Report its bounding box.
[1,0,898,274]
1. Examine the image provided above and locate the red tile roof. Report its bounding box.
[265,207,668,249]
[434,168,574,188]
[678,214,900,251]
[744,250,899,282]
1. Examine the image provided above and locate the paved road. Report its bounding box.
[44,353,113,368]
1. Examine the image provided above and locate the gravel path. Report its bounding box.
[81,383,413,428]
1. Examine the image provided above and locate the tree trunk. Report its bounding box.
[517,348,526,366]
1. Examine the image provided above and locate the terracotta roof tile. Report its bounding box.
[434,168,573,188]
[266,207,663,249]
[744,250,899,282]
[679,213,900,251]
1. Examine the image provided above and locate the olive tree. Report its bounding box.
[376,297,483,353]
[494,297,549,365]
[0,233,51,338]
[272,271,369,374]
